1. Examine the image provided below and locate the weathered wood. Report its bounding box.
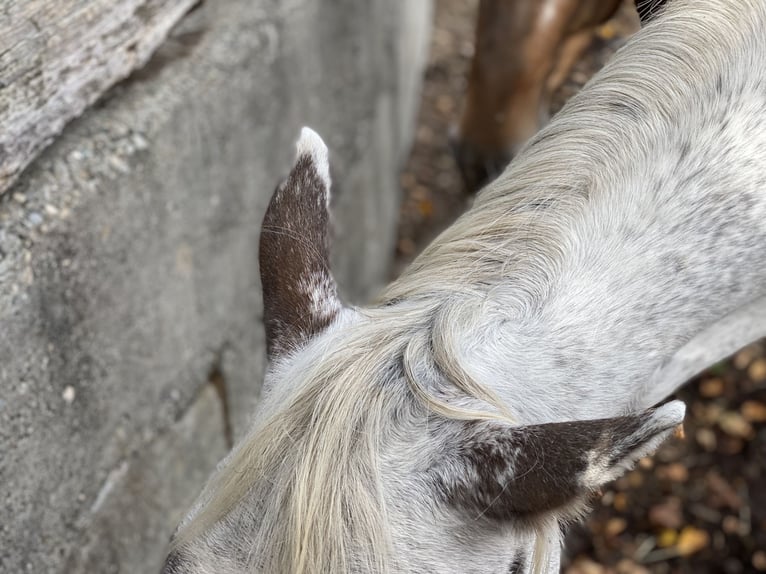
[0,0,198,194]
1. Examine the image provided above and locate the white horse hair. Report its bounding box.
[163,1,766,572]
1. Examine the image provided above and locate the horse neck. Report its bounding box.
[387,0,766,422]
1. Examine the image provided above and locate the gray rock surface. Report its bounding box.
[0,0,431,572]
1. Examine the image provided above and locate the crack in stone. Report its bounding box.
[207,348,234,450]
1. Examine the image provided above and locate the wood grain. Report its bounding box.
[0,0,198,194]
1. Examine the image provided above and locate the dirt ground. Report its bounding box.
[394,1,766,572]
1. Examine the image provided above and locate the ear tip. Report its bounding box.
[295,127,331,187]
[297,127,327,155]
[650,400,686,428]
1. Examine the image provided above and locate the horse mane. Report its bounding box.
[172,1,763,572]
[172,301,513,573]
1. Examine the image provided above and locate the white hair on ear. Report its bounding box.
[295,126,331,194]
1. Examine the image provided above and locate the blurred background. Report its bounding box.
[0,0,763,572]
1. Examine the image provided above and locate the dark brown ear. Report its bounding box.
[259,128,342,360]
[438,401,685,519]
[635,0,668,24]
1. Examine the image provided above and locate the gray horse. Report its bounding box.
[163,1,766,572]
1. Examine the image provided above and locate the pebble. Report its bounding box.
[26,212,43,227]
[62,385,76,404]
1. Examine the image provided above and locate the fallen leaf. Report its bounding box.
[699,377,724,397]
[435,94,454,114]
[397,238,416,256]
[706,471,742,510]
[719,436,744,455]
[597,22,618,40]
[605,517,628,537]
[676,526,709,556]
[627,470,644,488]
[638,457,654,470]
[615,559,650,574]
[567,557,607,574]
[417,199,434,217]
[741,400,766,423]
[718,411,754,438]
[722,515,744,535]
[657,528,678,548]
[748,358,766,382]
[657,463,689,482]
[695,428,717,451]
[733,346,759,369]
[613,492,628,512]
[649,497,683,529]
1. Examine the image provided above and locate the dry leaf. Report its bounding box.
[695,428,717,451]
[605,517,628,537]
[567,557,607,574]
[706,471,743,510]
[718,411,754,438]
[741,400,766,423]
[657,463,689,482]
[676,526,709,556]
[613,492,628,512]
[616,559,650,574]
[417,199,434,217]
[699,377,724,398]
[627,470,644,488]
[649,497,683,529]
[639,457,654,470]
[657,528,678,548]
[733,346,758,369]
[748,358,766,382]
[722,515,744,535]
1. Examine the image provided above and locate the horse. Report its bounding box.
[454,0,669,192]
[163,0,766,571]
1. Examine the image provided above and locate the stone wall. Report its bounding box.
[0,1,431,571]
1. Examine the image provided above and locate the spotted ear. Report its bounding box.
[440,401,685,519]
[259,127,342,359]
[635,0,668,24]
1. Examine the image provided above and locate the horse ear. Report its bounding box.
[258,127,342,360]
[635,0,668,24]
[439,401,685,519]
